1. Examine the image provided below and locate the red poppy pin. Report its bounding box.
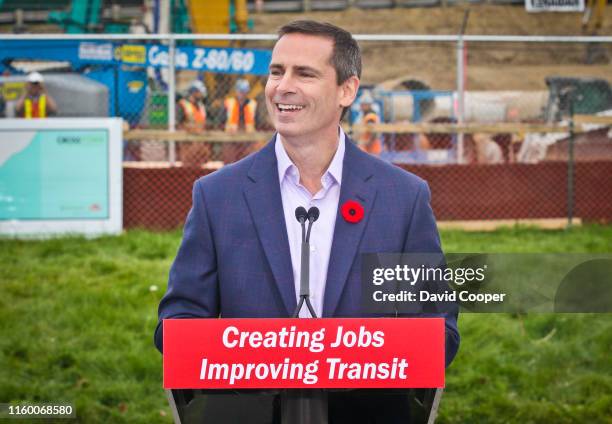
[341,200,364,224]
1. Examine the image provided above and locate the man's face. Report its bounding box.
[236,90,247,101]
[28,82,42,96]
[265,33,357,139]
[191,90,202,102]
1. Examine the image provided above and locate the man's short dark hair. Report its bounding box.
[277,20,362,86]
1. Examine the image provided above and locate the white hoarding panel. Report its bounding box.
[0,118,123,237]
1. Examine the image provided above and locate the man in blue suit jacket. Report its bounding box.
[156,20,459,422]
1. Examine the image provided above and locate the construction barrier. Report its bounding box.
[122,160,612,230]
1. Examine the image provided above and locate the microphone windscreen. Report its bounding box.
[295,206,308,222]
[307,206,320,222]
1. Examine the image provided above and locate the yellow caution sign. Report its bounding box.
[120,45,147,64]
[1,82,26,101]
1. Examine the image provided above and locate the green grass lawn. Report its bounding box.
[1,225,611,423]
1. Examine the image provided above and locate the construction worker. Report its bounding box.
[177,80,207,133]
[222,78,258,163]
[224,78,257,133]
[15,72,58,119]
[355,91,382,155]
[177,80,210,166]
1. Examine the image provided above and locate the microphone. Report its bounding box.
[293,206,319,318]
[305,207,319,245]
[295,206,308,242]
[307,207,319,222]
[295,206,308,223]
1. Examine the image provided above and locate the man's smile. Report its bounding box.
[276,103,306,113]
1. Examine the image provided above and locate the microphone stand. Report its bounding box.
[293,207,318,319]
[281,207,328,424]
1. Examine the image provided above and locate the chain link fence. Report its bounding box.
[1,33,611,229]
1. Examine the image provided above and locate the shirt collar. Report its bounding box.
[275,128,345,187]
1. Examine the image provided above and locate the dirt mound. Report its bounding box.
[253,5,612,90]
[253,4,612,35]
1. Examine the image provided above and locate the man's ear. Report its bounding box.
[339,76,360,109]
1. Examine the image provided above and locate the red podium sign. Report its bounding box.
[164,318,444,389]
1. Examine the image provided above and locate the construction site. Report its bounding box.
[1,0,611,230]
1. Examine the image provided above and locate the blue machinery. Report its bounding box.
[0,0,255,125]
[351,90,456,164]
[0,39,147,125]
[381,90,457,164]
[0,39,272,126]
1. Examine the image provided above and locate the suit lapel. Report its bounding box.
[323,140,377,317]
[243,139,296,316]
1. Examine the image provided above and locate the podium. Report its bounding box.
[163,318,445,424]
[166,388,443,424]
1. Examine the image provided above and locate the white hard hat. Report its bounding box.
[27,72,44,83]
[359,90,374,104]
[189,80,207,96]
[235,78,250,93]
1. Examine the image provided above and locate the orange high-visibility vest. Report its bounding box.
[224,97,256,132]
[179,99,207,127]
[23,95,47,119]
[358,111,382,155]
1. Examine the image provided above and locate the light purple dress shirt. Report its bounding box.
[275,130,346,318]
